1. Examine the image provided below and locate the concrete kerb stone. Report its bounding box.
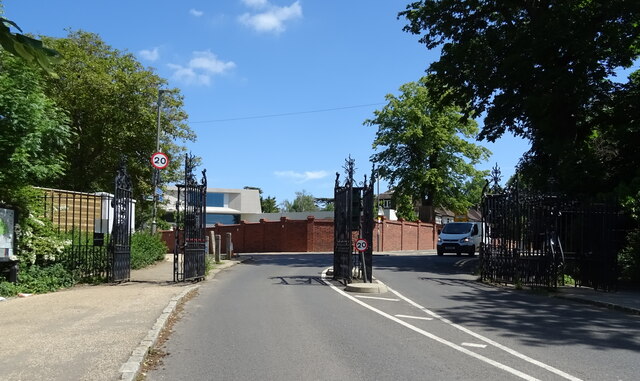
[119,257,248,381]
[119,284,198,381]
[345,281,388,294]
[552,293,640,316]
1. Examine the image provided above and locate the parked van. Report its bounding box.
[437,221,483,256]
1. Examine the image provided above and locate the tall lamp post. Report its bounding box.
[151,89,167,234]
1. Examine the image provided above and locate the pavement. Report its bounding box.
[0,253,639,381]
[0,255,245,381]
[553,285,640,315]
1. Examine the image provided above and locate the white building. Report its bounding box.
[163,187,262,226]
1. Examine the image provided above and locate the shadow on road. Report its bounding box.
[378,255,640,353]
[270,275,329,286]
[239,252,640,353]
[239,253,333,269]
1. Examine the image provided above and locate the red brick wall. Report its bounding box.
[160,230,176,253]
[312,219,334,251]
[263,219,284,251]
[381,221,402,251]
[160,217,438,254]
[241,221,264,252]
[370,220,438,252]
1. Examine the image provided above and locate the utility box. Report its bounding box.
[0,206,18,283]
[0,206,16,262]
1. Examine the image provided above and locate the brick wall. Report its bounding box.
[369,220,438,251]
[160,217,437,254]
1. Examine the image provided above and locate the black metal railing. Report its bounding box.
[41,189,112,280]
[40,163,133,282]
[481,187,626,290]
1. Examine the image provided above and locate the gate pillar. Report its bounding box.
[109,160,133,282]
[333,157,375,284]
[174,154,207,282]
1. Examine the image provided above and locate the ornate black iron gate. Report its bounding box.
[333,171,353,282]
[108,162,133,282]
[333,158,375,284]
[174,154,207,282]
[481,184,626,290]
[361,172,375,281]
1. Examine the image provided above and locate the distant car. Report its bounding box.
[437,222,483,256]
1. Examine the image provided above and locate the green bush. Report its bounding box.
[0,263,76,297]
[130,232,168,270]
[619,229,640,283]
[0,186,77,298]
[0,281,19,297]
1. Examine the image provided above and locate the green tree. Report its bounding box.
[316,198,335,211]
[393,191,418,221]
[280,190,319,212]
[262,196,279,213]
[0,49,71,194]
[364,78,490,221]
[39,31,195,202]
[400,0,640,194]
[0,11,62,78]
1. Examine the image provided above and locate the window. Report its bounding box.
[206,193,225,207]
[205,214,238,226]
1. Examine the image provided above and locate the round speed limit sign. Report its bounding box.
[355,238,369,252]
[151,152,169,170]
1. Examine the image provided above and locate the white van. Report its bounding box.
[437,222,483,256]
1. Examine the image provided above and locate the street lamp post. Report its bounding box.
[151,89,167,234]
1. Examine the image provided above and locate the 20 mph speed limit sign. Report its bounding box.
[355,238,369,252]
[150,152,169,170]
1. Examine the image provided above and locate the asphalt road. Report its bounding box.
[147,253,640,381]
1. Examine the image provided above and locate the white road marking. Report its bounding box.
[462,342,488,348]
[321,271,539,381]
[455,259,475,267]
[322,269,582,381]
[395,314,434,321]
[354,295,399,301]
[386,286,582,381]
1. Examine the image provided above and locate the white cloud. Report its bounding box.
[168,50,236,86]
[139,47,160,62]
[238,0,302,34]
[189,8,204,17]
[241,0,269,9]
[275,170,329,183]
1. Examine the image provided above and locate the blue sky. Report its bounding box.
[4,0,533,205]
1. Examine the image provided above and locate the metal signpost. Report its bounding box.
[355,238,369,282]
[150,152,169,234]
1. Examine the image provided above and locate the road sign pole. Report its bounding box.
[355,238,369,282]
[361,250,368,282]
[151,91,167,235]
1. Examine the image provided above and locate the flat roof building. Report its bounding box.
[164,187,262,226]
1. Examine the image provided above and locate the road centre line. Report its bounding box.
[321,270,540,381]
[355,295,400,301]
[395,314,434,321]
[385,286,582,381]
[462,343,488,348]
